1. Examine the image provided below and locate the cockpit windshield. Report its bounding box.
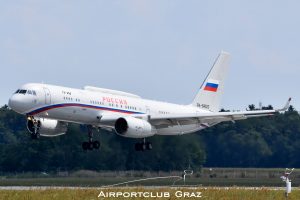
[19,90,27,94]
[14,89,37,96]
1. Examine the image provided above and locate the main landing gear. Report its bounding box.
[135,138,152,151]
[82,125,100,151]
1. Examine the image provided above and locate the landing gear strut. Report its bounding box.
[135,138,152,151]
[82,125,100,151]
[28,117,40,139]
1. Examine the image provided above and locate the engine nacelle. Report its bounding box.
[114,117,155,138]
[27,118,68,137]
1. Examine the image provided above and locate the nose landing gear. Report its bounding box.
[27,117,40,139]
[82,125,101,151]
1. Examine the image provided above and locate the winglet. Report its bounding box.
[276,97,292,112]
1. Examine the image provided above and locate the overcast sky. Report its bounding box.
[1,1,299,111]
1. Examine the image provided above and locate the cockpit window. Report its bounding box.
[19,90,27,94]
[15,89,37,95]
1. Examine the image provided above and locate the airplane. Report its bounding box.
[8,51,291,151]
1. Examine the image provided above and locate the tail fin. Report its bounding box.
[191,51,230,112]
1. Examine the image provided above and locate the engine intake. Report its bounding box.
[115,117,128,135]
[115,117,155,138]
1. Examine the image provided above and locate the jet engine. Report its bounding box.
[114,117,155,138]
[27,118,68,137]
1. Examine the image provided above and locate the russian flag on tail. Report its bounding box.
[203,79,219,92]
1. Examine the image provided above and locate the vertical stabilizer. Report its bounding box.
[191,51,230,112]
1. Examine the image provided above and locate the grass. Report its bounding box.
[2,168,300,187]
[0,187,300,200]
[0,177,299,187]
[1,168,300,199]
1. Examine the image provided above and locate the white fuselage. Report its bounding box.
[8,83,209,136]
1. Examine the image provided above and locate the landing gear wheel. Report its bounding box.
[31,133,39,139]
[82,125,101,151]
[135,140,152,151]
[88,142,93,150]
[146,142,152,150]
[142,143,147,151]
[82,142,89,150]
[82,141,100,150]
[93,141,100,149]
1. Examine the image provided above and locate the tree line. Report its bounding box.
[0,105,299,172]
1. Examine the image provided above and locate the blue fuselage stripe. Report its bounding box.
[27,103,145,116]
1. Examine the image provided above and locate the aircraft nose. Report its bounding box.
[8,95,24,113]
[8,95,17,110]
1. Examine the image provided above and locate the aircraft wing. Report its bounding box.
[149,98,291,127]
[96,98,291,130]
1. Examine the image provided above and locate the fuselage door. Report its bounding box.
[43,87,51,104]
[146,106,151,120]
